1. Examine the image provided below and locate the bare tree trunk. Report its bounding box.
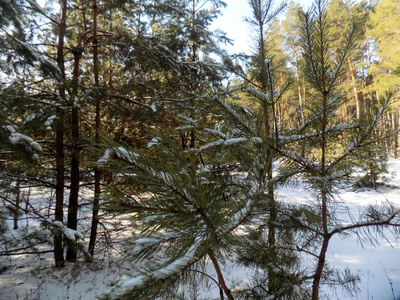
[349,58,361,119]
[294,51,307,157]
[89,0,101,256]
[312,233,330,300]
[209,251,234,300]
[54,0,68,268]
[66,48,82,261]
[13,175,21,230]
[395,109,400,159]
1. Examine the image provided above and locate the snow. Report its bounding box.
[1,160,400,299]
[193,138,224,152]
[3,124,43,154]
[205,128,228,139]
[44,115,56,130]
[327,122,358,132]
[226,199,252,230]
[247,86,271,103]
[224,137,247,145]
[14,38,60,77]
[23,113,37,124]
[104,239,201,298]
[8,133,43,152]
[215,97,252,132]
[97,148,111,165]
[152,241,198,279]
[4,125,17,133]
[147,137,160,148]
[52,221,84,241]
[131,237,160,254]
[98,146,139,164]
[250,136,262,144]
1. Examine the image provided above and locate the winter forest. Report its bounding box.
[1,0,400,299]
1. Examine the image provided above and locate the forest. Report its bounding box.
[0,0,400,299]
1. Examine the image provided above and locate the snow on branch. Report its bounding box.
[278,132,319,144]
[215,97,253,133]
[281,122,358,145]
[246,86,272,104]
[190,137,248,153]
[225,200,253,232]
[277,148,321,172]
[327,122,358,132]
[97,147,139,165]
[104,238,203,298]
[177,114,198,127]
[224,137,248,146]
[52,221,84,241]
[131,232,180,257]
[190,139,224,152]
[205,128,228,139]
[52,221,91,260]
[147,137,160,148]
[14,38,60,78]
[3,124,42,159]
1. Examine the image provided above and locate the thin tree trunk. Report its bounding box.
[312,232,330,300]
[54,0,68,268]
[349,58,361,119]
[294,51,307,157]
[89,0,101,256]
[13,175,21,230]
[189,0,197,148]
[395,110,399,159]
[66,48,82,261]
[209,251,234,300]
[257,16,277,294]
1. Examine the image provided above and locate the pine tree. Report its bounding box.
[98,136,251,299]
[272,0,399,298]
[235,0,290,295]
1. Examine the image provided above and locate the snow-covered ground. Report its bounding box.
[1,160,400,299]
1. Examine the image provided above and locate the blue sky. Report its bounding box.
[212,0,314,54]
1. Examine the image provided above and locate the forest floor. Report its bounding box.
[0,160,400,300]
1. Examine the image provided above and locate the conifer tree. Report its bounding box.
[240,0,289,295]
[272,0,399,298]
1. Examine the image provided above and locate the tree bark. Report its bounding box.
[54,0,68,268]
[13,175,21,230]
[209,251,234,300]
[89,0,101,257]
[349,58,361,119]
[312,233,330,300]
[66,48,82,261]
[257,13,277,295]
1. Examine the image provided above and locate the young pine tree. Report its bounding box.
[274,0,399,298]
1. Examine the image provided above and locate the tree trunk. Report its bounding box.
[348,58,361,119]
[13,175,21,230]
[209,251,234,300]
[312,234,330,300]
[294,51,307,157]
[54,0,68,268]
[89,0,101,257]
[66,48,82,261]
[257,17,277,295]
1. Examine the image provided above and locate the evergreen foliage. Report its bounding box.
[0,0,399,298]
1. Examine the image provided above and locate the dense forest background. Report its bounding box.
[1,0,399,299]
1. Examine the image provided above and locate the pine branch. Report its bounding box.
[215,97,254,134]
[329,209,400,237]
